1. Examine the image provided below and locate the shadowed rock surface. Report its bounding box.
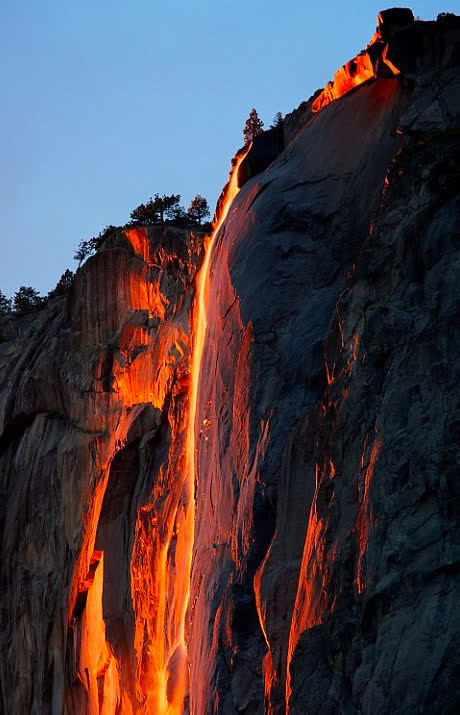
[189,13,460,714]
[0,10,459,715]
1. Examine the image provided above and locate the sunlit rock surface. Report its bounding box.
[0,227,202,713]
[0,11,459,715]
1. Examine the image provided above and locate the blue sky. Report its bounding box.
[1,1,457,297]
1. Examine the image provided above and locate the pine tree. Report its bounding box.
[243,108,264,145]
[74,240,92,267]
[130,194,182,225]
[187,195,210,225]
[48,270,74,299]
[13,286,45,314]
[163,194,183,221]
[271,111,283,129]
[0,290,12,314]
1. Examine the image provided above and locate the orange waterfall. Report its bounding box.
[187,143,252,491]
[170,144,252,712]
[117,147,251,715]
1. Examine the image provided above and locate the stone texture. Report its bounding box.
[287,123,460,715]
[188,18,460,715]
[0,227,202,713]
[189,75,410,714]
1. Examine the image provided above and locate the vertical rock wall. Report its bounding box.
[0,227,201,713]
[189,20,460,714]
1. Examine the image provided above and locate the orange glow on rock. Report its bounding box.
[68,225,202,713]
[72,552,128,714]
[129,443,195,714]
[254,531,277,713]
[312,52,375,113]
[356,437,383,593]
[125,228,153,263]
[187,142,252,480]
[73,150,251,714]
[326,325,360,386]
[186,144,251,492]
[187,143,251,480]
[162,144,251,714]
[311,32,400,114]
[113,323,188,409]
[381,44,401,75]
[286,465,322,710]
[285,461,340,712]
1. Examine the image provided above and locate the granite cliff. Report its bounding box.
[1,9,459,714]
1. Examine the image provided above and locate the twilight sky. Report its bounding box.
[1,0,457,297]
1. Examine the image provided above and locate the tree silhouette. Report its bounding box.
[13,286,45,314]
[74,241,91,267]
[74,225,120,267]
[130,194,182,225]
[48,269,74,299]
[187,195,210,225]
[0,290,12,314]
[163,194,183,221]
[243,108,264,145]
[271,111,283,129]
[437,12,456,23]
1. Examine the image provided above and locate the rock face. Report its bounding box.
[1,10,459,715]
[0,227,202,713]
[189,13,460,714]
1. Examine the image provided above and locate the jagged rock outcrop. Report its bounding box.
[0,9,459,715]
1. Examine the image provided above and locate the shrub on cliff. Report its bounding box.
[0,290,12,315]
[13,286,46,314]
[437,12,458,24]
[74,225,121,266]
[187,195,210,225]
[243,108,264,145]
[48,269,74,299]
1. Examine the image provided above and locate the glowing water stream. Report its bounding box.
[170,145,251,713]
